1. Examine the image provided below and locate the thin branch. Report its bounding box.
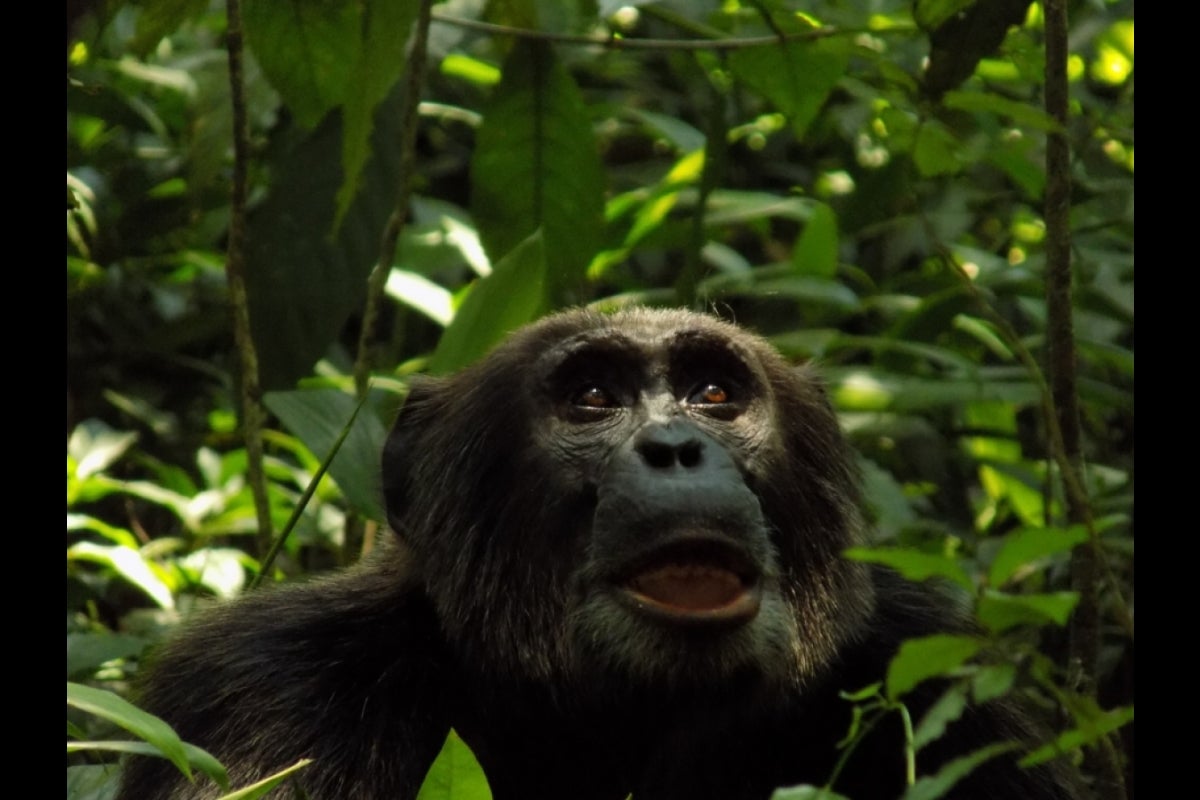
[1045,2,1127,798]
[353,0,436,397]
[225,0,274,557]
[429,9,909,51]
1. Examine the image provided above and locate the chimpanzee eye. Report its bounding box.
[689,383,730,405]
[572,385,616,409]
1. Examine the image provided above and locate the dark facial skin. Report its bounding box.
[117,308,1084,800]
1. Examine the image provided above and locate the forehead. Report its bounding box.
[530,309,760,371]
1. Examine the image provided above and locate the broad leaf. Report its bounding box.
[245,86,405,389]
[417,729,492,800]
[976,591,1080,633]
[471,41,603,305]
[886,634,981,700]
[242,0,360,127]
[429,233,547,375]
[845,547,973,591]
[264,388,389,522]
[729,39,850,139]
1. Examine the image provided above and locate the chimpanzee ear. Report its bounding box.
[380,376,447,538]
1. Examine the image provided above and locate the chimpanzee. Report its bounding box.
[118,307,1083,799]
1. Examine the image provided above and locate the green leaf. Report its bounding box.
[416,729,493,800]
[429,233,547,375]
[829,370,1040,413]
[886,634,981,700]
[914,0,977,31]
[914,121,963,177]
[334,1,420,226]
[729,39,850,139]
[913,684,969,751]
[471,40,604,304]
[68,420,138,481]
[971,663,1016,704]
[242,0,360,127]
[987,526,1088,587]
[901,742,1017,800]
[66,633,148,679]
[1021,705,1133,767]
[66,740,228,788]
[67,763,121,800]
[218,759,313,800]
[845,547,973,591]
[792,201,839,277]
[976,591,1080,633]
[943,90,1064,133]
[67,542,175,610]
[771,787,853,800]
[245,85,406,390]
[264,388,390,522]
[67,683,205,784]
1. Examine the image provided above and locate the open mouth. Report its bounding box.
[617,537,762,626]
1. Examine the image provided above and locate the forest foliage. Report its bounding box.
[67,1,1133,798]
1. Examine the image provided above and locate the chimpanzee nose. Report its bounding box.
[634,422,704,470]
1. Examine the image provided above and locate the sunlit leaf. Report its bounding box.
[429,233,547,375]
[67,542,175,610]
[417,729,492,800]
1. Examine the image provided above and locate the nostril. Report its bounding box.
[636,437,705,469]
[637,440,676,469]
[678,441,702,468]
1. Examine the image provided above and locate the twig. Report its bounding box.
[353,0,435,398]
[429,9,907,51]
[225,0,274,556]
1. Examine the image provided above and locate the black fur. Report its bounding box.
[119,308,1083,799]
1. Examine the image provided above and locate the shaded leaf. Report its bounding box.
[245,85,405,390]
[729,39,850,139]
[845,547,973,591]
[886,634,981,700]
[264,389,390,522]
[771,787,853,800]
[988,526,1088,587]
[792,201,839,277]
[1021,705,1133,767]
[471,40,603,304]
[943,90,1063,133]
[242,0,360,127]
[976,590,1079,633]
[335,2,420,225]
[971,663,1017,704]
[913,684,969,751]
[901,742,1017,800]
[67,633,148,679]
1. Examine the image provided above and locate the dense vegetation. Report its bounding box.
[67,1,1133,798]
